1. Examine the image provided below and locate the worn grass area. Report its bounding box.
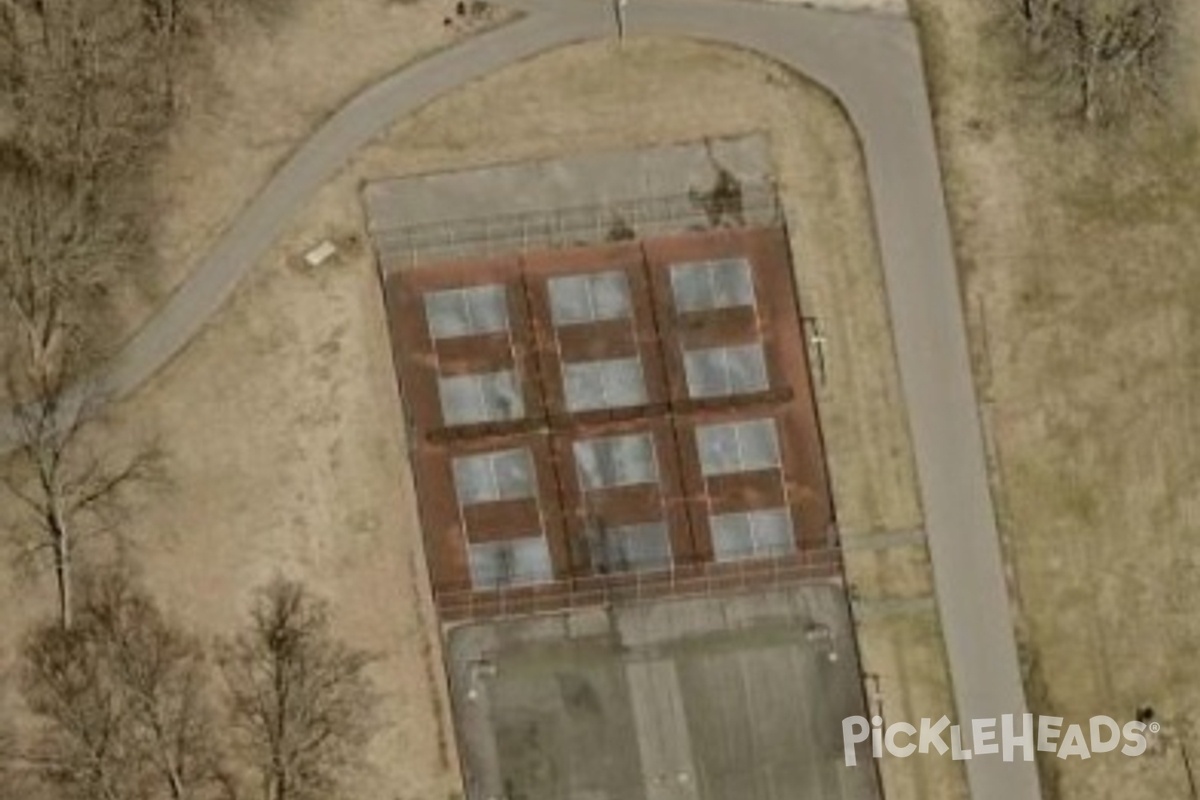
[914,0,1200,796]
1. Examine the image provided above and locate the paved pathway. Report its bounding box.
[0,2,1042,797]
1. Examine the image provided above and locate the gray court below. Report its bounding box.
[446,583,882,800]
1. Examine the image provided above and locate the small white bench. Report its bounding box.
[303,239,338,268]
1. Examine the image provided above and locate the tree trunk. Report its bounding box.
[271,641,288,800]
[1082,60,1100,123]
[51,509,71,629]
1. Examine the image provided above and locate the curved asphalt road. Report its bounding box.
[0,2,1041,797]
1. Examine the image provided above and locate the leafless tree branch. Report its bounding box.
[0,155,162,629]
[1007,0,1178,124]
[18,570,231,800]
[218,578,380,800]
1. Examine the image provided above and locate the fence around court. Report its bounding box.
[436,547,843,623]
[371,182,783,269]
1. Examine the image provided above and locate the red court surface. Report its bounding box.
[382,227,840,621]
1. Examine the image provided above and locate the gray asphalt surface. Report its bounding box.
[447,584,882,800]
[0,2,1042,797]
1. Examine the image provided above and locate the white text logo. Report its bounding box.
[842,715,1155,766]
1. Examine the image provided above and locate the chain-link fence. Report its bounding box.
[373,181,782,269]
[436,547,842,624]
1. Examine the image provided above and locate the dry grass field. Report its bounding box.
[134,0,510,314]
[914,1,1200,796]
[5,0,1198,798]
[2,26,957,800]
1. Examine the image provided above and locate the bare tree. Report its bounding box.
[1,385,158,631]
[1010,0,1063,52]
[0,150,115,384]
[1,0,172,186]
[18,571,227,800]
[0,154,158,630]
[0,714,17,797]
[0,0,294,167]
[1010,0,1176,123]
[1064,0,1172,123]
[138,0,232,113]
[19,619,132,800]
[219,579,379,800]
[140,0,191,110]
[80,572,233,800]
